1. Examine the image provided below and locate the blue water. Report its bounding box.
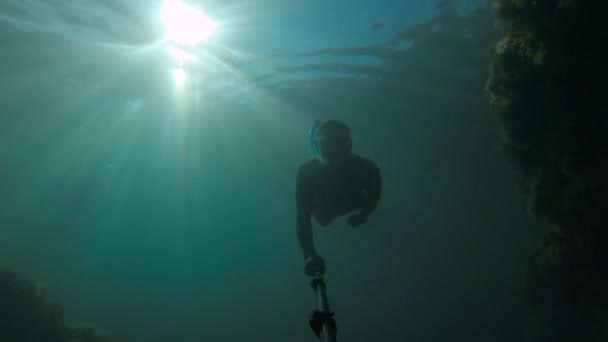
[0,1,542,341]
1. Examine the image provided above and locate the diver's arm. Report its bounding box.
[295,165,317,259]
[296,211,316,259]
[360,161,382,218]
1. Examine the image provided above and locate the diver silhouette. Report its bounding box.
[296,119,382,276]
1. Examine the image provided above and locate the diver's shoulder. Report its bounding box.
[349,153,377,167]
[349,154,380,176]
[298,157,322,174]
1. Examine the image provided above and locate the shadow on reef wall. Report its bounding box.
[0,267,111,342]
[486,0,608,340]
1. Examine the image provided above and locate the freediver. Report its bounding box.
[296,119,382,276]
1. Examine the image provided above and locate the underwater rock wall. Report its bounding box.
[486,0,608,340]
[0,267,111,342]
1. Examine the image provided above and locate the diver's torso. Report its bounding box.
[308,154,371,217]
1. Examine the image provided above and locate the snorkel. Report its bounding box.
[308,119,322,155]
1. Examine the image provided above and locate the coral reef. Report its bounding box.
[68,324,111,342]
[487,0,608,340]
[0,267,110,342]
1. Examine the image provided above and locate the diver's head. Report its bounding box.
[311,120,352,164]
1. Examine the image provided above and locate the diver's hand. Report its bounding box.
[304,254,326,276]
[347,213,368,227]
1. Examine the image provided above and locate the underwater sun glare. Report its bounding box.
[161,0,216,45]
[172,68,186,87]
